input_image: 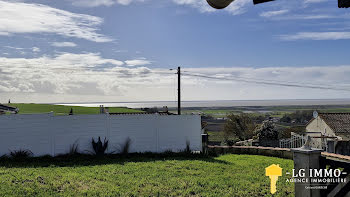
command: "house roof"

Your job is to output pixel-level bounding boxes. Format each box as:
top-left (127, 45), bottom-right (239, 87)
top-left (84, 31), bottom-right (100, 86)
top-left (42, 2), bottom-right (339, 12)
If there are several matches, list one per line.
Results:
top-left (0, 104), bottom-right (18, 113)
top-left (317, 113), bottom-right (350, 134)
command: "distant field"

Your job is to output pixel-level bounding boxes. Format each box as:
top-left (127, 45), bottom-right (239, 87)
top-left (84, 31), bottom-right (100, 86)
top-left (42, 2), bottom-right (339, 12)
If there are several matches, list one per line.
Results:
top-left (181, 105), bottom-right (350, 119)
top-left (207, 131), bottom-right (237, 144)
top-left (0, 154), bottom-right (294, 196)
top-left (7, 103), bottom-right (142, 115)
top-left (321, 108), bottom-right (350, 113)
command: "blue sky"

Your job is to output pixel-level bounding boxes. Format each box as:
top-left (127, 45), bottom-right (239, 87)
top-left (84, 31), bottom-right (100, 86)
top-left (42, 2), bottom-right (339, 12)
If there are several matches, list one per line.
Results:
top-left (0, 0), bottom-right (350, 103)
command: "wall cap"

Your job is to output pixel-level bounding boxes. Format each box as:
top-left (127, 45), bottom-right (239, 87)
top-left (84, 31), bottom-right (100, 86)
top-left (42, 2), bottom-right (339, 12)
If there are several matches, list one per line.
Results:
top-left (291, 147), bottom-right (323, 154)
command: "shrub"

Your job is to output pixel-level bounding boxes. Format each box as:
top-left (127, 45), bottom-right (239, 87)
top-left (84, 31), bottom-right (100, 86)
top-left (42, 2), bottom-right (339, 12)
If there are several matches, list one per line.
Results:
top-left (68, 141), bottom-right (79, 155)
top-left (9, 149), bottom-right (33, 159)
top-left (254, 119), bottom-right (278, 140)
top-left (69, 108), bottom-right (74, 115)
top-left (221, 140), bottom-right (234, 146)
top-left (163, 149), bottom-right (173, 154)
top-left (224, 113), bottom-right (256, 141)
top-left (121, 137), bottom-right (132, 155)
top-left (92, 137), bottom-right (108, 156)
top-left (185, 140), bottom-right (191, 153)
top-left (181, 140), bottom-right (191, 155)
top-left (162, 149), bottom-right (175, 156)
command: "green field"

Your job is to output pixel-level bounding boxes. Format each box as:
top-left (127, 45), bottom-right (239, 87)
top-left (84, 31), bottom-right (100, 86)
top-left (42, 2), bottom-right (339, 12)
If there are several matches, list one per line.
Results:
top-left (180, 105), bottom-right (350, 119)
top-left (207, 131), bottom-right (237, 144)
top-left (6, 103), bottom-right (142, 115)
top-left (0, 154), bottom-right (294, 196)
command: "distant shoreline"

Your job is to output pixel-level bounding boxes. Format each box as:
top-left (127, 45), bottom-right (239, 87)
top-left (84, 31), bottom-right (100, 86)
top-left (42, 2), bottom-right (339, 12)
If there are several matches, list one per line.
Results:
top-left (52, 99), bottom-right (350, 108)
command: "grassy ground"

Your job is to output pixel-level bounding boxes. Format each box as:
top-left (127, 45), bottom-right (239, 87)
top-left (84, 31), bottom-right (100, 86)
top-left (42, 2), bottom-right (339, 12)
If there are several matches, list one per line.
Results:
top-left (0, 154), bottom-right (294, 196)
top-left (207, 131), bottom-right (237, 144)
top-left (6, 103), bottom-right (142, 115)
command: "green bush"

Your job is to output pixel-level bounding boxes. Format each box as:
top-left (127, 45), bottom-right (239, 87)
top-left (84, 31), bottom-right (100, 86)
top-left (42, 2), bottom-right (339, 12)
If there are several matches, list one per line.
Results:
top-left (9, 149), bottom-right (33, 160)
top-left (92, 137), bottom-right (109, 156)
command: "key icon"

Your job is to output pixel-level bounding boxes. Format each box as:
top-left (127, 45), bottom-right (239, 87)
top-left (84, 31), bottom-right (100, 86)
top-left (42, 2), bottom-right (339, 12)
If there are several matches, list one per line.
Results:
top-left (265, 164), bottom-right (282, 194)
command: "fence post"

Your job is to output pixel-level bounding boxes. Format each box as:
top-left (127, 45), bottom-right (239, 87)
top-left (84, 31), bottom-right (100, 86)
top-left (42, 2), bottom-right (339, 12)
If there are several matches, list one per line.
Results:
top-left (201, 134), bottom-right (208, 155)
top-left (291, 146), bottom-right (323, 197)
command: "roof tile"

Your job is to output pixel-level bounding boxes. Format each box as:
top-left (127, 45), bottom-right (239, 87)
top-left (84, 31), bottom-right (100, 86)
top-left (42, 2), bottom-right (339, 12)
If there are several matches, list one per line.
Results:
top-left (319, 113), bottom-right (350, 134)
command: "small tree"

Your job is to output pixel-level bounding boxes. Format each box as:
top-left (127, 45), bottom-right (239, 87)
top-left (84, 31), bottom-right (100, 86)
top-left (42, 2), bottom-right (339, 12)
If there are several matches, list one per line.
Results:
top-left (280, 126), bottom-right (306, 139)
top-left (280, 110), bottom-right (313, 124)
top-left (254, 119), bottom-right (278, 141)
top-left (223, 113), bottom-right (256, 141)
top-left (69, 108), bottom-right (73, 115)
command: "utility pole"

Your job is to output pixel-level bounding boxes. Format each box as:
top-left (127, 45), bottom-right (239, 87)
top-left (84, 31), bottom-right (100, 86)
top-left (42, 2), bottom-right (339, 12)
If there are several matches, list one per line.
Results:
top-left (177, 66), bottom-right (181, 115)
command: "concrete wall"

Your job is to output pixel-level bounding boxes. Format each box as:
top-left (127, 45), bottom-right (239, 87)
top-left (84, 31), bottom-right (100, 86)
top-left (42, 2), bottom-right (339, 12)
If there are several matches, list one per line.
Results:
top-left (0, 114), bottom-right (202, 156)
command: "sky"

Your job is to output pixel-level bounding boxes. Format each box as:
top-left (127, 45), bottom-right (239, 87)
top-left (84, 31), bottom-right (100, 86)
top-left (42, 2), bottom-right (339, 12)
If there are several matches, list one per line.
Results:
top-left (0, 0), bottom-right (350, 103)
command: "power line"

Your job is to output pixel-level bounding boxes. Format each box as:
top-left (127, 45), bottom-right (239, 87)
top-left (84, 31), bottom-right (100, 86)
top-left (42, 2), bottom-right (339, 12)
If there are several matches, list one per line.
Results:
top-left (182, 73), bottom-right (350, 92)
top-left (0, 66), bottom-right (175, 75)
top-left (182, 70), bottom-right (346, 88)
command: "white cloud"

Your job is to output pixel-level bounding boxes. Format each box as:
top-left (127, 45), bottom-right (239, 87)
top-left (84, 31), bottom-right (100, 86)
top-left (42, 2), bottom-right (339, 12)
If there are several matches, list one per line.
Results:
top-left (52, 53), bottom-right (124, 68)
top-left (180, 66), bottom-right (350, 100)
top-left (173, 0), bottom-right (215, 13)
top-left (260, 9), bottom-right (289, 18)
top-left (4, 46), bottom-right (25, 50)
top-left (1, 55), bottom-right (350, 103)
top-left (173, 0), bottom-right (250, 15)
top-left (72, 0), bottom-right (116, 7)
top-left (304, 0), bottom-right (328, 4)
top-left (280, 32), bottom-right (350, 40)
top-left (0, 53), bottom-right (129, 95)
top-left (117, 0), bottom-right (136, 5)
top-left (70, 0), bottom-right (249, 14)
top-left (0, 1), bottom-right (112, 42)
top-left (3, 46), bottom-right (40, 53)
top-left (32, 47), bottom-right (40, 52)
top-left (225, 0), bottom-right (251, 15)
top-left (0, 32), bottom-right (9, 36)
top-left (0, 53), bottom-right (174, 102)
top-left (270, 14), bottom-right (337, 20)
top-left (125, 59), bottom-right (152, 66)
top-left (51, 42), bottom-right (77, 47)
top-left (71, 0), bottom-right (142, 7)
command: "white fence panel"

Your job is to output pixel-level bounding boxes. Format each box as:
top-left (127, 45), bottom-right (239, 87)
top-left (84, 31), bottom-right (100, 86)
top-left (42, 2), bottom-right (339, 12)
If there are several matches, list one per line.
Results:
top-left (109, 115), bottom-right (159, 153)
top-left (158, 115), bottom-right (201, 152)
top-left (0, 114), bottom-right (201, 156)
top-left (0, 114), bottom-right (52, 156)
top-left (53, 115), bottom-right (108, 155)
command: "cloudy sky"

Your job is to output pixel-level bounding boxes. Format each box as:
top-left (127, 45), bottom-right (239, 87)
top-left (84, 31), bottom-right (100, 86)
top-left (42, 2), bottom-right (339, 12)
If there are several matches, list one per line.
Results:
top-left (0, 0), bottom-right (350, 103)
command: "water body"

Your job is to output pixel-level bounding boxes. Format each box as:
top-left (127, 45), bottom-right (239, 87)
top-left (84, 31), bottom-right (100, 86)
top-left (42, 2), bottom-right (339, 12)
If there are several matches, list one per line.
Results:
top-left (55, 99), bottom-right (350, 108)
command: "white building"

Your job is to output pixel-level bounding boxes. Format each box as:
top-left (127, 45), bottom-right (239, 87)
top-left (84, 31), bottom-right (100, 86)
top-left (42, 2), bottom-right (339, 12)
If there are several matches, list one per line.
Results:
top-left (306, 111), bottom-right (350, 155)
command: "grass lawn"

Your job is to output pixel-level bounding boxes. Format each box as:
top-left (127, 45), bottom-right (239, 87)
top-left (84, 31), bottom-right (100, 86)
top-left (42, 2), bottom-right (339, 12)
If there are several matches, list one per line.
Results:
top-left (6, 103), bottom-right (142, 115)
top-left (0, 154), bottom-right (294, 196)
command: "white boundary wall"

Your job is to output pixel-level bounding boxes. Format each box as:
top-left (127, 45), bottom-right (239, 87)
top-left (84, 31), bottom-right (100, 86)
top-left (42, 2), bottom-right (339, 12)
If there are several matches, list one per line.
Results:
top-left (0, 114), bottom-right (201, 156)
